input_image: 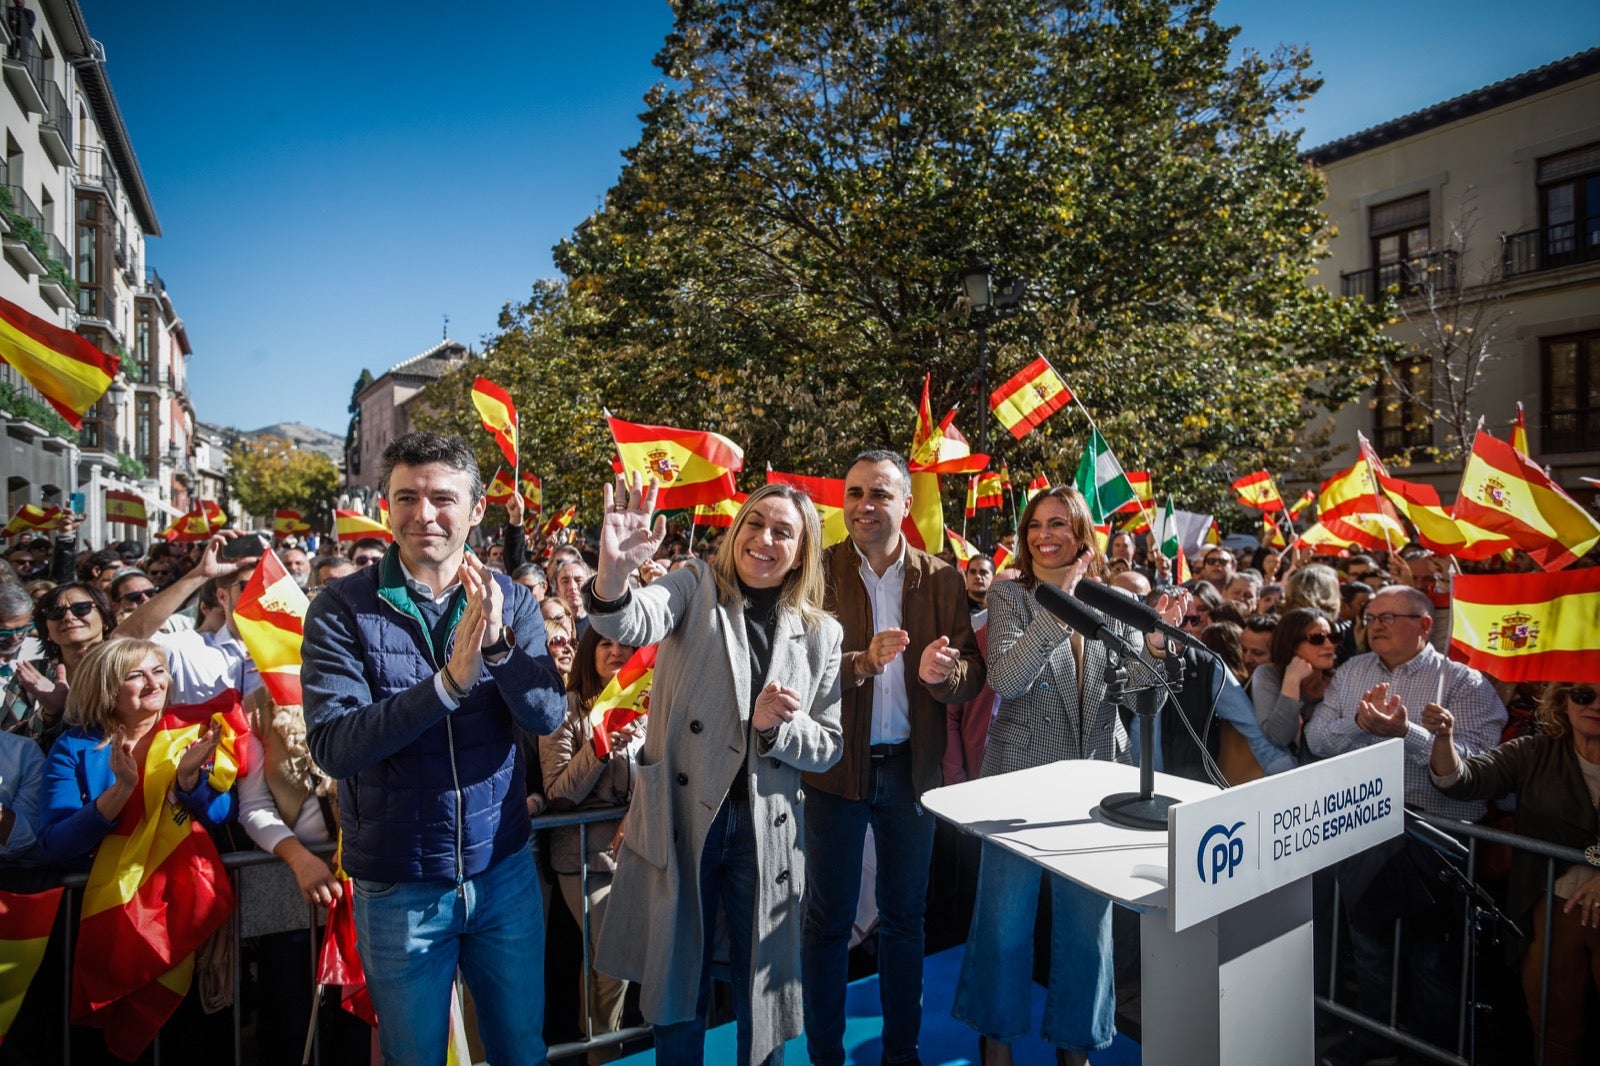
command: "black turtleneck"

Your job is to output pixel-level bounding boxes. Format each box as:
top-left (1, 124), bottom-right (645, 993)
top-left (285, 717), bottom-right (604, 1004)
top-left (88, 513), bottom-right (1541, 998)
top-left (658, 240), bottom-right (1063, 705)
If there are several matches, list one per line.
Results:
top-left (726, 579), bottom-right (782, 801)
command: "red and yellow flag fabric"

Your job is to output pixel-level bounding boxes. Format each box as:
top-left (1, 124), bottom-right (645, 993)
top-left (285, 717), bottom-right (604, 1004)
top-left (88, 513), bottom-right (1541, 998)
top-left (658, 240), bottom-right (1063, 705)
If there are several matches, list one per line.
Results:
top-left (1296, 513), bottom-right (1409, 554)
top-left (232, 549), bottom-right (310, 706)
top-left (1449, 569), bottom-right (1600, 682)
top-left (1511, 403), bottom-right (1530, 457)
top-left (1455, 429), bottom-right (1600, 571)
top-left (0, 295), bottom-right (119, 427)
top-left (908, 376), bottom-right (987, 475)
top-left (693, 494), bottom-right (745, 528)
top-left (1232, 470), bottom-right (1285, 512)
top-left (965, 472), bottom-right (1003, 517)
top-left (902, 472), bottom-right (945, 554)
top-left (590, 645), bottom-right (658, 758)
top-left (485, 467), bottom-right (516, 507)
top-left (272, 509), bottom-right (309, 538)
top-left (1287, 489), bottom-right (1316, 521)
top-left (1262, 514), bottom-right (1287, 549)
top-left (470, 377), bottom-right (518, 469)
top-left (541, 504), bottom-right (578, 537)
top-left (334, 509), bottom-right (392, 544)
top-left (765, 470), bottom-right (849, 548)
top-left (999, 463), bottom-right (1013, 492)
top-left (990, 357), bottom-right (1073, 440)
top-left (608, 416), bottom-right (744, 509)
top-left (0, 887), bottom-right (64, 1043)
top-left (106, 490), bottom-right (148, 528)
top-left (161, 500), bottom-right (227, 543)
top-left (1114, 471), bottom-right (1152, 516)
top-left (316, 852), bottom-right (376, 1026)
top-left (1025, 475), bottom-right (1051, 503)
top-left (520, 473), bottom-right (542, 514)
top-left (75, 707), bottom-right (244, 1060)
top-left (992, 543), bottom-right (1015, 571)
top-left (2, 503), bottom-right (63, 537)
top-left (1316, 458), bottom-right (1393, 525)
top-left (946, 529), bottom-right (977, 570)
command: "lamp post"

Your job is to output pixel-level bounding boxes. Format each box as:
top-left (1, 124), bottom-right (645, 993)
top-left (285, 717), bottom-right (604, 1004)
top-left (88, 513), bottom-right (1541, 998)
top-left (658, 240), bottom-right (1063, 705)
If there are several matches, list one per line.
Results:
top-left (962, 255), bottom-right (1026, 548)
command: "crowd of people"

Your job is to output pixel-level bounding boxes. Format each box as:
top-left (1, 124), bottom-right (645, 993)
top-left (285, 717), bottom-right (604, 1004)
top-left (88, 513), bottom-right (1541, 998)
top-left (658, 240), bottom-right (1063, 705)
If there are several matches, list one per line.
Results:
top-left (0, 431), bottom-right (1595, 1066)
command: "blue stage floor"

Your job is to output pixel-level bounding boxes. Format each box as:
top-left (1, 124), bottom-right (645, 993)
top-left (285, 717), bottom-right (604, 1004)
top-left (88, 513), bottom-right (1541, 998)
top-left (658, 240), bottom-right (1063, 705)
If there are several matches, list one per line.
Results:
top-left (616, 945), bottom-right (1141, 1064)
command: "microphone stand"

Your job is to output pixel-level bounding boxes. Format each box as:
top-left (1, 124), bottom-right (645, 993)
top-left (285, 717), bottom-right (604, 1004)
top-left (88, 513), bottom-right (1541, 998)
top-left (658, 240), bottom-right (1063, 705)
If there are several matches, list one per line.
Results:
top-left (1099, 640), bottom-right (1180, 832)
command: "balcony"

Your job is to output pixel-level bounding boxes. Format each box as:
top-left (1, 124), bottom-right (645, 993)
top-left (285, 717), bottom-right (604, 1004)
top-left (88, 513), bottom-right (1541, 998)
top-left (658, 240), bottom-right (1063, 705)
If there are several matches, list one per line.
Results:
top-left (38, 231), bottom-right (73, 309)
top-left (1, 184), bottom-right (47, 276)
top-left (75, 146), bottom-right (119, 207)
top-left (1543, 405), bottom-right (1600, 454)
top-left (1502, 217), bottom-right (1600, 278)
top-left (2, 37), bottom-right (45, 114)
top-left (39, 80), bottom-right (71, 166)
top-left (1340, 250), bottom-right (1459, 302)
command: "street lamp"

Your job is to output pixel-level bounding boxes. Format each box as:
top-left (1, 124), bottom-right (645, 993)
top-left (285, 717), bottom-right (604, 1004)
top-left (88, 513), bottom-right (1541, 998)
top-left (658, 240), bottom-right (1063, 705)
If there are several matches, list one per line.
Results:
top-left (962, 254), bottom-right (1026, 548)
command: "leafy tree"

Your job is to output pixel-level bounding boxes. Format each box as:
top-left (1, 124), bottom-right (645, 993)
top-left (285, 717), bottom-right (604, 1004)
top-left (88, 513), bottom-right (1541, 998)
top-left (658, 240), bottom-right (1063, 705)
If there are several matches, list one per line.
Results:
top-left (226, 435), bottom-right (342, 531)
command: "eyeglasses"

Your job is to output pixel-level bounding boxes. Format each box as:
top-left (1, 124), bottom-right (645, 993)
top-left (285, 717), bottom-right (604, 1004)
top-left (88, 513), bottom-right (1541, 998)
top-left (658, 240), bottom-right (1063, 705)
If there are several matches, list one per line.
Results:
top-left (1570, 687), bottom-right (1598, 707)
top-left (1300, 633), bottom-right (1333, 647)
top-left (547, 636), bottom-right (573, 649)
top-left (119, 589), bottom-right (156, 605)
top-left (1362, 611), bottom-right (1425, 626)
top-left (42, 601), bottom-right (96, 622)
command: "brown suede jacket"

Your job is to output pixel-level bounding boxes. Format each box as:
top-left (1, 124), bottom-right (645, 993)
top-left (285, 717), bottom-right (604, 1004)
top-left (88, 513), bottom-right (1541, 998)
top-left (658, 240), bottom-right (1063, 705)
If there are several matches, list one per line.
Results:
top-left (803, 540), bottom-right (985, 800)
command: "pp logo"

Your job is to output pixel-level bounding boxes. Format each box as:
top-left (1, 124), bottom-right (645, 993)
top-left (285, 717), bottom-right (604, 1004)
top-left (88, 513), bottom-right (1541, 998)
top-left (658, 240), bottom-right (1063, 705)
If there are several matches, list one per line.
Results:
top-left (1196, 821), bottom-right (1247, 884)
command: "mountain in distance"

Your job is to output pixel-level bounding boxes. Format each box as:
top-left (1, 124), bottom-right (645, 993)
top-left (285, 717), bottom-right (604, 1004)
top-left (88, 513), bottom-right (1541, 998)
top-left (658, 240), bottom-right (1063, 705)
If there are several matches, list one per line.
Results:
top-left (243, 422), bottom-right (345, 464)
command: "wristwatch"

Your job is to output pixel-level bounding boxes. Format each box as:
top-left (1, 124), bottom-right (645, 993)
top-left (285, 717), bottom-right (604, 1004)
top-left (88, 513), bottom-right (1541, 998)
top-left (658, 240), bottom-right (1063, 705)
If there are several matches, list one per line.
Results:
top-left (482, 629), bottom-right (515, 661)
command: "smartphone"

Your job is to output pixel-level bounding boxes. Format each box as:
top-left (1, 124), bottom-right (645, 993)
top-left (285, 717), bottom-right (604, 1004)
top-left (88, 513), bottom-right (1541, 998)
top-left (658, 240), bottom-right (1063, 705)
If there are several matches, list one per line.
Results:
top-left (220, 532), bottom-right (270, 560)
top-left (68, 492), bottom-right (85, 515)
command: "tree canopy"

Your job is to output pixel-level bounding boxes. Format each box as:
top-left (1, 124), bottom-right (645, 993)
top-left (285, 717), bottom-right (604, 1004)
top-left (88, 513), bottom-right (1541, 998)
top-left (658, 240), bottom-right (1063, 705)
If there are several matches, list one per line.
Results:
top-left (420, 0), bottom-right (1392, 534)
top-left (227, 435), bottom-right (342, 531)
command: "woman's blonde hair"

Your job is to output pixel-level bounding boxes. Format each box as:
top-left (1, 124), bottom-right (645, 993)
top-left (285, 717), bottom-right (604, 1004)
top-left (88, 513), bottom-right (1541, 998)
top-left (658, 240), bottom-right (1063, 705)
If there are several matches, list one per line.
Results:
top-left (66, 638), bottom-right (170, 743)
top-left (710, 483), bottom-right (827, 624)
top-left (1013, 486), bottom-right (1106, 589)
top-left (1283, 564), bottom-right (1340, 622)
top-left (1535, 681), bottom-right (1591, 741)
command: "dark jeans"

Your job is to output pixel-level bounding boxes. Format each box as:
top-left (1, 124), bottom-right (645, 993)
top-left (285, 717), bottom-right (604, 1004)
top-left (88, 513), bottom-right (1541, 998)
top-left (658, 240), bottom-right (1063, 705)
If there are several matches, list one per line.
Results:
top-left (801, 749), bottom-right (935, 1065)
top-left (653, 797), bottom-right (781, 1066)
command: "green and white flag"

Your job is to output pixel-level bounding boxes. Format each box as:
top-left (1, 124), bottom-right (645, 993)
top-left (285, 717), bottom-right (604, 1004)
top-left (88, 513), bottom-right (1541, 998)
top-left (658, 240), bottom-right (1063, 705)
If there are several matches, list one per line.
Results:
top-left (1073, 427), bottom-right (1136, 523)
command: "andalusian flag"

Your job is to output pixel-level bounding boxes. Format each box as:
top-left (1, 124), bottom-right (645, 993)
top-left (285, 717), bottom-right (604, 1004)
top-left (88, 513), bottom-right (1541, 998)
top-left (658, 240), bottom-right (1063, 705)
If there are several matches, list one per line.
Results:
top-left (520, 472), bottom-right (542, 514)
top-left (106, 490), bottom-right (148, 528)
top-left (0, 295), bottom-right (119, 426)
top-left (485, 466), bottom-right (516, 506)
top-left (1232, 470), bottom-right (1285, 512)
top-left (74, 708), bottom-right (245, 1060)
top-left (989, 357), bottom-right (1072, 440)
top-left (608, 415), bottom-right (744, 509)
top-left (272, 509), bottom-right (309, 538)
top-left (766, 470), bottom-right (848, 548)
top-left (1, 503), bottom-right (63, 536)
top-left (1156, 497), bottom-right (1191, 583)
top-left (590, 645), bottom-right (657, 758)
top-left (1455, 429), bottom-right (1600, 571)
top-left (693, 494), bottom-right (744, 528)
top-left (333, 510), bottom-right (393, 544)
top-left (903, 472), bottom-right (945, 554)
top-left (1074, 428), bottom-right (1136, 523)
top-left (541, 504), bottom-right (577, 537)
top-left (0, 888), bottom-right (64, 1042)
top-left (946, 529), bottom-right (978, 570)
top-left (232, 549), bottom-right (310, 706)
top-left (161, 500), bottom-right (226, 543)
top-left (1450, 569), bottom-right (1600, 682)
top-left (1511, 403), bottom-right (1530, 457)
top-left (470, 377), bottom-right (518, 469)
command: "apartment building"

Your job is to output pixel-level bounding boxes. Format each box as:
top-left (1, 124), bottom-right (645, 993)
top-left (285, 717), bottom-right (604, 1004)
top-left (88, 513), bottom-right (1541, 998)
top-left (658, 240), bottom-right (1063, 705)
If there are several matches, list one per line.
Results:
top-left (1307, 47), bottom-right (1600, 499)
top-left (0, 0), bottom-right (201, 546)
top-left (344, 338), bottom-right (470, 497)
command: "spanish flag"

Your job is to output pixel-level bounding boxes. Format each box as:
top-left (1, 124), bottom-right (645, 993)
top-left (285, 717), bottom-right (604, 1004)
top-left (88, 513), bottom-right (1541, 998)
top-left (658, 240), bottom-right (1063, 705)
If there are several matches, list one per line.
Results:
top-left (1113, 471), bottom-right (1152, 517)
top-left (520, 472), bottom-right (542, 514)
top-left (1356, 435), bottom-right (1512, 561)
top-left (1455, 429), bottom-right (1600, 571)
top-left (1296, 512), bottom-right (1408, 554)
top-left (470, 377), bottom-right (518, 468)
top-left (1316, 458), bottom-right (1392, 525)
top-left (74, 707), bottom-right (244, 1060)
top-left (590, 644), bottom-right (657, 758)
top-left (694, 494), bottom-right (744, 528)
top-left (541, 504), bottom-right (577, 537)
top-left (766, 470), bottom-right (849, 548)
top-left (0, 294), bottom-right (118, 427)
top-left (485, 467), bottom-right (516, 506)
top-left (1025, 475), bottom-right (1051, 503)
top-left (161, 500), bottom-right (227, 543)
top-left (989, 357), bottom-right (1072, 440)
top-left (910, 375), bottom-right (988, 474)
top-left (608, 415), bottom-right (744, 509)
top-left (232, 549), bottom-right (310, 706)
top-left (106, 490), bottom-right (148, 528)
top-left (1262, 514), bottom-right (1287, 549)
top-left (946, 529), bottom-right (978, 570)
top-left (902, 472), bottom-right (945, 554)
top-left (1, 503), bottom-right (63, 536)
top-left (1510, 402), bottom-right (1530, 457)
top-left (0, 888), bottom-right (64, 1043)
top-left (965, 472), bottom-right (1002, 517)
top-left (1287, 489), bottom-right (1315, 521)
top-left (315, 858), bottom-right (375, 1026)
top-left (272, 509), bottom-right (309, 537)
top-left (1232, 470), bottom-right (1285, 512)
top-left (1450, 569), bottom-right (1600, 682)
top-left (333, 510), bottom-right (393, 544)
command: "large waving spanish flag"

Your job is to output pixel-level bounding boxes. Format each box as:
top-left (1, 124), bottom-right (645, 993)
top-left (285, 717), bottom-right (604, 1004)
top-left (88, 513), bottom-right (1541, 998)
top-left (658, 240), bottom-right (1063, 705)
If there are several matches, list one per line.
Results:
top-left (0, 888), bottom-right (64, 1044)
top-left (75, 708), bottom-right (245, 1060)
top-left (1232, 470), bottom-right (1284, 512)
top-left (334, 510), bottom-right (393, 544)
top-left (1450, 569), bottom-right (1600, 682)
top-left (766, 470), bottom-right (848, 548)
top-left (1455, 429), bottom-right (1600, 571)
top-left (589, 644), bottom-right (658, 758)
top-left (0, 295), bottom-right (118, 427)
top-left (232, 549), bottom-right (310, 706)
top-left (1, 503), bottom-right (63, 537)
top-left (609, 415), bottom-right (744, 509)
top-left (470, 377), bottom-right (518, 469)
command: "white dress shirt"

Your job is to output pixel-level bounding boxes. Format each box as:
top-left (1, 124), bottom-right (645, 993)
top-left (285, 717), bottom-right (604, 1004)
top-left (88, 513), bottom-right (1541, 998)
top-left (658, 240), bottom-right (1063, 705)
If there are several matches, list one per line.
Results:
top-left (856, 538), bottom-right (910, 745)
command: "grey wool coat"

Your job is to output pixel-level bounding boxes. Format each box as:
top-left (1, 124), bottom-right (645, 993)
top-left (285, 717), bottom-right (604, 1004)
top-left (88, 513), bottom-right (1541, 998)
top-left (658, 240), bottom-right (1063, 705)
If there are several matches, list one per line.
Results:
top-left (585, 561), bottom-right (843, 1064)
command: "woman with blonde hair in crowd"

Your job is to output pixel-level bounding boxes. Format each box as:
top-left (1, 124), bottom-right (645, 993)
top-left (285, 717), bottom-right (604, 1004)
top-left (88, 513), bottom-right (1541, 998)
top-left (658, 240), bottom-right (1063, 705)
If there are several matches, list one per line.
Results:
top-left (587, 474), bottom-right (843, 1066)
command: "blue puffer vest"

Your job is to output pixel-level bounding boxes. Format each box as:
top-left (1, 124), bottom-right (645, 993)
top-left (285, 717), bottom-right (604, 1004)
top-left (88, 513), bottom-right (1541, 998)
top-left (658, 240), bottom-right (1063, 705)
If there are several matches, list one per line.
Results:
top-left (324, 562), bottom-right (529, 883)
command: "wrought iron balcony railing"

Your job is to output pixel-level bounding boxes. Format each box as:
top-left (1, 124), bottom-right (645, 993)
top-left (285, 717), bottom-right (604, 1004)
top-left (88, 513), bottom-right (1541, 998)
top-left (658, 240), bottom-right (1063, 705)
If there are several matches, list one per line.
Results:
top-left (1339, 250), bottom-right (1458, 302)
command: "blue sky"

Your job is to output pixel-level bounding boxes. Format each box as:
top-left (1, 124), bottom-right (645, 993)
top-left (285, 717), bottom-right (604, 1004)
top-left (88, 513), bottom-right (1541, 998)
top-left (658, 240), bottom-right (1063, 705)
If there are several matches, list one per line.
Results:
top-left (76, 1), bottom-right (1600, 438)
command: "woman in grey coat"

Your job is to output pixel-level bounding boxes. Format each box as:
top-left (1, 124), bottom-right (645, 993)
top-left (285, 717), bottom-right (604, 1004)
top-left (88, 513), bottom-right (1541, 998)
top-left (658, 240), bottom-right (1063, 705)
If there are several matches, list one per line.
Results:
top-left (585, 475), bottom-right (843, 1066)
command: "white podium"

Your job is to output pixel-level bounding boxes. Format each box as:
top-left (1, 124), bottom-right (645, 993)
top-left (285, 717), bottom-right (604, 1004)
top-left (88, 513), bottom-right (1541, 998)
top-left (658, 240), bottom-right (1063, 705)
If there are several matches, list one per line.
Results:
top-left (923, 743), bottom-right (1404, 1066)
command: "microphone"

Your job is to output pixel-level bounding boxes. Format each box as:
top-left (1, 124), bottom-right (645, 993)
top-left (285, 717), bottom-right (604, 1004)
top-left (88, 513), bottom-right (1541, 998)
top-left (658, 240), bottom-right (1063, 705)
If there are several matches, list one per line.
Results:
top-left (1074, 579), bottom-right (1205, 651)
top-left (1033, 584), bottom-right (1138, 657)
top-left (1404, 808), bottom-right (1469, 863)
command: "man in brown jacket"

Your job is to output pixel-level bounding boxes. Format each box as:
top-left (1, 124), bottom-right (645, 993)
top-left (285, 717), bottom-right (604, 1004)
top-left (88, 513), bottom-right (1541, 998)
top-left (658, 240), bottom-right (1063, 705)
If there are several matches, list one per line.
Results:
top-left (801, 450), bottom-right (985, 1066)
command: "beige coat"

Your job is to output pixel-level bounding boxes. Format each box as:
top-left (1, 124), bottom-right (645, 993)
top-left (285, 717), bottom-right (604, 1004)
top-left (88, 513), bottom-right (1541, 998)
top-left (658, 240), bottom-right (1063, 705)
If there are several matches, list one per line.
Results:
top-left (538, 690), bottom-right (644, 875)
top-left (586, 561), bottom-right (843, 1064)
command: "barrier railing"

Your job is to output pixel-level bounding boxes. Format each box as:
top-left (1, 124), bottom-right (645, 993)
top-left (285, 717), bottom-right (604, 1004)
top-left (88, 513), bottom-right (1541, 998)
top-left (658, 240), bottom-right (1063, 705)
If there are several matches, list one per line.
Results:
top-left (1315, 810), bottom-right (1591, 1066)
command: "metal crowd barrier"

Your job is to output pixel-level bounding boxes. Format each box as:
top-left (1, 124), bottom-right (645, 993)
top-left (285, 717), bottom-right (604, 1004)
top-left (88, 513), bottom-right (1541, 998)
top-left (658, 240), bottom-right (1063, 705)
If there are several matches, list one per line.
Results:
top-left (32, 804), bottom-right (640, 1065)
top-left (1315, 810), bottom-right (1590, 1066)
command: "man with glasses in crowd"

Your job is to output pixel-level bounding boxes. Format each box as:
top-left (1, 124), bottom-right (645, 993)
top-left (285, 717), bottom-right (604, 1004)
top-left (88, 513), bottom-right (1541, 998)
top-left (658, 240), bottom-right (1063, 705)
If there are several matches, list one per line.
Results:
top-left (1198, 547), bottom-right (1236, 587)
top-left (350, 538), bottom-right (388, 569)
top-left (1304, 584), bottom-right (1506, 1066)
top-left (0, 583), bottom-right (42, 726)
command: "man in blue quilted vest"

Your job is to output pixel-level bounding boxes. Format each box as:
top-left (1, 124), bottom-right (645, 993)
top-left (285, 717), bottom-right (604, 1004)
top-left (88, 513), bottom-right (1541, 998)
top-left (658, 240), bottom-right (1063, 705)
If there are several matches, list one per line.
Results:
top-left (304, 431), bottom-right (567, 1065)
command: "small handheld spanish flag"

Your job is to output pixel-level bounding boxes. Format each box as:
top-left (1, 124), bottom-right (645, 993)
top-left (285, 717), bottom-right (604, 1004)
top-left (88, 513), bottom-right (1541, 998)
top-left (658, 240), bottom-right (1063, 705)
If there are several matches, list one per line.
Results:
top-left (470, 377), bottom-right (518, 469)
top-left (589, 645), bottom-right (658, 758)
top-left (989, 357), bottom-right (1072, 440)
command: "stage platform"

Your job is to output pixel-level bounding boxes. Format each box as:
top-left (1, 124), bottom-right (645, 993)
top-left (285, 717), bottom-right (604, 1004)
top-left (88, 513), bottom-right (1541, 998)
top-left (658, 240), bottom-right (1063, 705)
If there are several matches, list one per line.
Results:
top-left (615, 944), bottom-right (1142, 1064)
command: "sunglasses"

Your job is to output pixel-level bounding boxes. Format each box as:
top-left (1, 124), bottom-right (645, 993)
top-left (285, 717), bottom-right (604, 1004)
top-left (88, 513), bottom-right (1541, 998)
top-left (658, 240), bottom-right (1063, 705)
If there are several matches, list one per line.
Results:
top-left (0, 623), bottom-right (33, 644)
top-left (547, 636), bottom-right (573, 649)
top-left (1182, 614), bottom-right (1204, 627)
top-left (42, 601), bottom-right (97, 622)
top-left (119, 589), bottom-right (156, 605)
top-left (354, 555), bottom-right (383, 566)
top-left (148, 569), bottom-right (173, 579)
top-left (1203, 556), bottom-right (1232, 567)
top-left (1570, 688), bottom-right (1598, 707)
top-left (1300, 632), bottom-right (1334, 647)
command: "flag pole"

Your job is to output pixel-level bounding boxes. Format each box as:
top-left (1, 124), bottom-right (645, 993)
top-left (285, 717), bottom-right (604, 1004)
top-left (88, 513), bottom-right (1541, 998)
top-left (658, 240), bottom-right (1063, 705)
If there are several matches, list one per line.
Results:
top-left (1356, 437), bottom-right (1401, 561)
top-left (1071, 395), bottom-right (1156, 535)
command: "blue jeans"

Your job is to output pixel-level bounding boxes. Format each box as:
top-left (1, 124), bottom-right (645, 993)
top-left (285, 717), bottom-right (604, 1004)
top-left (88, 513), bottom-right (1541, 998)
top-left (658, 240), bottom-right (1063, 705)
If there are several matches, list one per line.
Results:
top-left (653, 797), bottom-right (782, 1066)
top-left (801, 750), bottom-right (935, 1065)
top-left (352, 846), bottom-right (546, 1066)
top-left (952, 840), bottom-right (1115, 1054)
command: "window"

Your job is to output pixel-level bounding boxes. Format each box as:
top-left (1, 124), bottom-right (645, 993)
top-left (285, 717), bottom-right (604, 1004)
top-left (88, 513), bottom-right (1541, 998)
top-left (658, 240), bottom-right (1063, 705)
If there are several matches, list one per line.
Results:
top-left (79, 396), bottom-right (106, 451)
top-left (75, 195), bottom-right (100, 317)
top-left (1538, 144), bottom-right (1600, 268)
top-left (1374, 357), bottom-right (1433, 459)
top-left (132, 298), bottom-right (155, 383)
top-left (135, 393), bottom-right (156, 473)
top-left (1370, 193), bottom-right (1431, 295)
top-left (1542, 330), bottom-right (1600, 453)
